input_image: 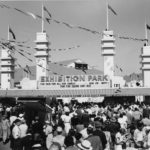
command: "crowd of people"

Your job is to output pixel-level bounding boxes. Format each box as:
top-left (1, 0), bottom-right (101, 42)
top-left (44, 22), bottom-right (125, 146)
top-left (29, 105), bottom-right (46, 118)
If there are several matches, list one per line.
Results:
top-left (0, 99), bottom-right (150, 150)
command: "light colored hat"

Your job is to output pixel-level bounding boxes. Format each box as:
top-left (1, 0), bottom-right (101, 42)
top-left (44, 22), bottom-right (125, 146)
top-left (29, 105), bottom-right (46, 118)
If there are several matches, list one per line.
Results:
top-left (45, 120), bottom-right (50, 124)
top-left (19, 114), bottom-right (24, 118)
top-left (57, 126), bottom-right (63, 132)
top-left (18, 114), bottom-right (24, 121)
top-left (77, 140), bottom-right (92, 150)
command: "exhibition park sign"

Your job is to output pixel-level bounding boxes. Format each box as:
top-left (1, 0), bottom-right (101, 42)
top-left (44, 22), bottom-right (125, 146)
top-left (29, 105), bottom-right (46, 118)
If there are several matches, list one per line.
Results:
top-left (38, 75), bottom-right (110, 90)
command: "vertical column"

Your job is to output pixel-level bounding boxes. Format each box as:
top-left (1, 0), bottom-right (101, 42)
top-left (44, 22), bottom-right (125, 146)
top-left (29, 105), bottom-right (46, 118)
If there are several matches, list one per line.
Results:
top-left (141, 45), bottom-right (150, 87)
top-left (101, 30), bottom-right (115, 80)
top-left (34, 32), bottom-right (49, 81)
top-left (1, 46), bottom-right (15, 89)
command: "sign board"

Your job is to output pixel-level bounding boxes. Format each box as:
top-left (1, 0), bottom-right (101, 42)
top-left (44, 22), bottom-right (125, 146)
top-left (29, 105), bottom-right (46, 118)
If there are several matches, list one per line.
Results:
top-left (38, 75), bottom-right (110, 90)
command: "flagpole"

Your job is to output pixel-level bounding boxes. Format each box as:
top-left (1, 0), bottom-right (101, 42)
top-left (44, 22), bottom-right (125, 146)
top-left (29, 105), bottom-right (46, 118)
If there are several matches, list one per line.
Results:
top-left (42, 1), bottom-right (44, 32)
top-left (106, 0), bottom-right (109, 30)
top-left (8, 25), bottom-right (10, 41)
top-left (145, 18), bottom-right (148, 45)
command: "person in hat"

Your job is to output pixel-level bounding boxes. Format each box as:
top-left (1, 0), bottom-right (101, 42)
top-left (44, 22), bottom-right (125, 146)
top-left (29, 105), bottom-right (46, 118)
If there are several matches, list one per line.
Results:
top-left (49, 142), bottom-right (61, 150)
top-left (12, 119), bottom-right (22, 150)
top-left (32, 116), bottom-right (43, 141)
top-left (103, 123), bottom-right (112, 150)
top-left (114, 128), bottom-right (127, 150)
top-left (64, 135), bottom-right (78, 150)
top-left (19, 119), bottom-right (28, 150)
top-left (61, 110), bottom-right (71, 135)
top-left (18, 113), bottom-right (24, 121)
top-left (52, 126), bottom-right (65, 149)
top-left (85, 124), bottom-right (103, 150)
top-left (43, 120), bottom-right (53, 149)
top-left (1, 115), bottom-right (10, 144)
top-left (93, 120), bottom-right (107, 149)
top-left (77, 140), bottom-right (93, 150)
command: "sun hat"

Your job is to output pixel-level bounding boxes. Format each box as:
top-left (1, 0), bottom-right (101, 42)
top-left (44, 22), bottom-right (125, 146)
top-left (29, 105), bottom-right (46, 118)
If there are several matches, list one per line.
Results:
top-left (19, 113), bottom-right (24, 118)
top-left (110, 117), bottom-right (117, 122)
top-left (45, 120), bottom-right (50, 124)
top-left (77, 140), bottom-right (92, 150)
top-left (57, 126), bottom-right (63, 132)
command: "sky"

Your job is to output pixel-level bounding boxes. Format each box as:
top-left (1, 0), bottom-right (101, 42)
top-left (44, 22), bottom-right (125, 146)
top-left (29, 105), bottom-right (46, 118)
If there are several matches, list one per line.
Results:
top-left (0, 0), bottom-right (150, 76)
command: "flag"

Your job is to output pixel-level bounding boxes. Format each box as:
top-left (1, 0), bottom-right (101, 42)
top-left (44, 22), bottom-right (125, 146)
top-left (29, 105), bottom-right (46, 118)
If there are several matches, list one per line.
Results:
top-left (23, 68), bottom-right (28, 73)
top-left (46, 18), bottom-right (51, 24)
top-left (9, 27), bottom-right (16, 40)
top-left (108, 4), bottom-right (117, 15)
top-left (120, 68), bottom-right (123, 72)
top-left (147, 24), bottom-right (150, 30)
top-left (43, 6), bottom-right (52, 18)
top-left (26, 65), bottom-right (31, 74)
top-left (26, 12), bottom-right (37, 19)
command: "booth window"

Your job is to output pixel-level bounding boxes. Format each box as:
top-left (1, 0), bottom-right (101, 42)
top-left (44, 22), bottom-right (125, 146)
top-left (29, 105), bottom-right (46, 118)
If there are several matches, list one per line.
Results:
top-left (75, 63), bottom-right (88, 70)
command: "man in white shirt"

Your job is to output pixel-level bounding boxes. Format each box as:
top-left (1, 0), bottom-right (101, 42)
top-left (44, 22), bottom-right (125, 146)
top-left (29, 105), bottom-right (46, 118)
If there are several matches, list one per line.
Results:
top-left (10, 113), bottom-right (17, 126)
top-left (19, 119), bottom-right (28, 150)
top-left (19, 119), bottom-right (28, 138)
top-left (12, 119), bottom-right (22, 150)
top-left (53, 126), bottom-right (65, 149)
top-left (43, 120), bottom-right (53, 149)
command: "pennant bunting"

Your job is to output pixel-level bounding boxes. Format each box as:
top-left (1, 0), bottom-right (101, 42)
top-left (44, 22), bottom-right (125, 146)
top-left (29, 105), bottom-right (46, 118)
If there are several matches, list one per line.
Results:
top-left (108, 4), bottom-right (117, 15)
top-left (62, 22), bottom-right (73, 28)
top-left (147, 24), bottom-right (150, 30)
top-left (26, 65), bottom-right (31, 74)
top-left (43, 6), bottom-right (52, 18)
top-left (53, 19), bottom-right (61, 24)
top-left (23, 68), bottom-right (28, 73)
top-left (14, 8), bottom-right (29, 16)
top-left (120, 68), bottom-right (123, 72)
top-left (0, 3), bottom-right (10, 9)
top-left (27, 58), bottom-right (33, 62)
top-left (9, 27), bottom-right (16, 40)
top-left (45, 18), bottom-right (51, 24)
top-left (26, 12), bottom-right (37, 19)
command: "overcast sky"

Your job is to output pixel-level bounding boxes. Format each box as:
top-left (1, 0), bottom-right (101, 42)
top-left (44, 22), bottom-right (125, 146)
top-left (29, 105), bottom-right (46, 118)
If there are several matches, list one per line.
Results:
top-left (0, 0), bottom-right (150, 76)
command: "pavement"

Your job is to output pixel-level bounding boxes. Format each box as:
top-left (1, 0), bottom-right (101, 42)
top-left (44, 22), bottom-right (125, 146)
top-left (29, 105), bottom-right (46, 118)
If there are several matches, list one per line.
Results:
top-left (0, 141), bottom-right (11, 150)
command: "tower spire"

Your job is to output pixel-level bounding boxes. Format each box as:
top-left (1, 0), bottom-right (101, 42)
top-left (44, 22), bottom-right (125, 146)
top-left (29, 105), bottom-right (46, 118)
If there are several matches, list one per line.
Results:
top-left (8, 25), bottom-right (10, 41)
top-left (145, 18), bottom-right (148, 45)
top-left (106, 0), bottom-right (109, 30)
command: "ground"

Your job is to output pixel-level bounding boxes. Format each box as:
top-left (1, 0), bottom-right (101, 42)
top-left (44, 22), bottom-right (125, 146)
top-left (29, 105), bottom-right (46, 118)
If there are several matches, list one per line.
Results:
top-left (0, 141), bottom-right (11, 150)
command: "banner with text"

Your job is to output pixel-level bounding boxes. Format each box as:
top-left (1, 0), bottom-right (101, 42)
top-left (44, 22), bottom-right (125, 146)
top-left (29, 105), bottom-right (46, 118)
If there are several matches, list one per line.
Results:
top-left (38, 75), bottom-right (110, 90)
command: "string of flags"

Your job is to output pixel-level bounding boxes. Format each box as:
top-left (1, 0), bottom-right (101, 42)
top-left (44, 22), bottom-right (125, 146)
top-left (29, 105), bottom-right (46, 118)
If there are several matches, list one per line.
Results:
top-left (108, 4), bottom-right (117, 16)
top-left (1, 38), bottom-right (29, 44)
top-left (51, 45), bottom-right (80, 51)
top-left (9, 27), bottom-right (16, 40)
top-left (115, 65), bottom-right (123, 73)
top-left (0, 40), bottom-right (82, 74)
top-left (0, 2), bottom-right (147, 42)
top-left (0, 41), bottom-right (75, 76)
top-left (147, 24), bottom-right (150, 30)
top-left (1, 37), bottom-right (80, 52)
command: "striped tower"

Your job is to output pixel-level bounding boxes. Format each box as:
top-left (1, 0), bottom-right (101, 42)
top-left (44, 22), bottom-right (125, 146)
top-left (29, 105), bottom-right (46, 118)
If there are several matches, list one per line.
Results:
top-left (141, 45), bottom-right (150, 87)
top-left (1, 45), bottom-right (15, 89)
top-left (101, 30), bottom-right (115, 79)
top-left (34, 32), bottom-right (49, 81)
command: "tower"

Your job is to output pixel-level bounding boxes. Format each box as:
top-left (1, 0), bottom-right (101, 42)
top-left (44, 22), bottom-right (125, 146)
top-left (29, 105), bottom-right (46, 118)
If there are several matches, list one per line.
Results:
top-left (1, 45), bottom-right (15, 89)
top-left (141, 45), bottom-right (150, 87)
top-left (101, 30), bottom-right (115, 79)
top-left (34, 32), bottom-right (49, 81)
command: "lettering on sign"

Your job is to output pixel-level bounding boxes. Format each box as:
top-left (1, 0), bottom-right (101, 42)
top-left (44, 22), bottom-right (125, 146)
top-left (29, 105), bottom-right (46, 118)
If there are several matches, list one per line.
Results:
top-left (38, 75), bottom-right (110, 89)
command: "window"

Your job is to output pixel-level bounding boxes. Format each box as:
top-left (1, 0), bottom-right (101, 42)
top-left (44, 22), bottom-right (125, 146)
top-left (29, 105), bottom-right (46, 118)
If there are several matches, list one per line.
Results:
top-left (75, 63), bottom-right (88, 70)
